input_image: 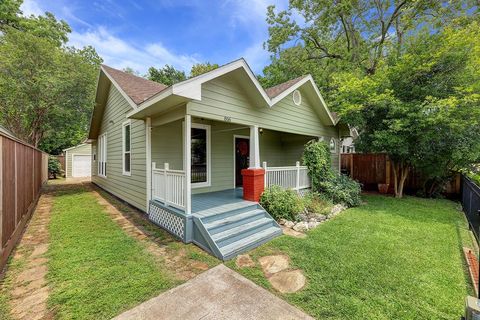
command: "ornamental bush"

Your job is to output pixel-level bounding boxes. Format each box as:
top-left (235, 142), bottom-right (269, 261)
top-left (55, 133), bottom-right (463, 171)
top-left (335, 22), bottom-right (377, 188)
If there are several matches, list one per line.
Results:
top-left (302, 140), bottom-right (361, 207)
top-left (260, 185), bottom-right (303, 221)
top-left (48, 156), bottom-right (62, 179)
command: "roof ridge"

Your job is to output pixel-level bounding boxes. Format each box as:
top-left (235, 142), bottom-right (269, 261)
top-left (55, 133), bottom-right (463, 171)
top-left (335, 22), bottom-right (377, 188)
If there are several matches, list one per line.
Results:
top-left (101, 64), bottom-right (169, 104)
top-left (101, 64), bottom-right (168, 87)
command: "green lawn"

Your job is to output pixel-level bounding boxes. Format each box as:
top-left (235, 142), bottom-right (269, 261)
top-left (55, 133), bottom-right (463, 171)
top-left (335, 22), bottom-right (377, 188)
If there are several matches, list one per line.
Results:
top-left (47, 185), bottom-right (177, 319)
top-left (228, 195), bottom-right (474, 319)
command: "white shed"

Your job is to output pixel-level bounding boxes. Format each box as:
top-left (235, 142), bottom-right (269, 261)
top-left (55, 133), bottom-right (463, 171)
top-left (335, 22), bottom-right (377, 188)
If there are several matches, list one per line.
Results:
top-left (63, 143), bottom-right (92, 178)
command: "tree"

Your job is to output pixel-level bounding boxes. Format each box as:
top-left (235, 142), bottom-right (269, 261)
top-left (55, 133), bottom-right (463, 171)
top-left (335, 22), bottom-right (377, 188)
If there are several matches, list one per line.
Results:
top-left (190, 62), bottom-right (219, 78)
top-left (262, 1), bottom-right (474, 92)
top-left (122, 67), bottom-right (140, 76)
top-left (0, 28), bottom-right (102, 153)
top-left (146, 65), bottom-right (186, 86)
top-left (0, 0), bottom-right (70, 46)
top-left (332, 21), bottom-right (480, 197)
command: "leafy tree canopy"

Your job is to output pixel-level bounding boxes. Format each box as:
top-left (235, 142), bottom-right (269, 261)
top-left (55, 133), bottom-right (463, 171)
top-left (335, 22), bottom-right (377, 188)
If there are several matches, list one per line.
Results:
top-left (190, 62), bottom-right (219, 78)
top-left (146, 65), bottom-right (186, 86)
top-left (0, 1), bottom-right (102, 154)
top-left (332, 21), bottom-right (480, 197)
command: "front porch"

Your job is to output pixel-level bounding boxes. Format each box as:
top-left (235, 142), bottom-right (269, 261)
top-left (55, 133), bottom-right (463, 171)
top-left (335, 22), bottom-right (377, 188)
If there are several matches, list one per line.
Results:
top-left (146, 112), bottom-right (316, 259)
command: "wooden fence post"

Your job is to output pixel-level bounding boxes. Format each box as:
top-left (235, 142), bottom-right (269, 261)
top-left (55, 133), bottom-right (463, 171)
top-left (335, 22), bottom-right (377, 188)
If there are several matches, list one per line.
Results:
top-left (385, 155), bottom-right (391, 186)
top-left (0, 136), bottom-right (3, 247)
top-left (350, 154), bottom-right (354, 178)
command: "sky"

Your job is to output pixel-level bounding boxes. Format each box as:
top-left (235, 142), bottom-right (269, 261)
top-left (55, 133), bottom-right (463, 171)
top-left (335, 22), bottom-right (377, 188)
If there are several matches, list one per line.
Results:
top-left (20, 0), bottom-right (289, 75)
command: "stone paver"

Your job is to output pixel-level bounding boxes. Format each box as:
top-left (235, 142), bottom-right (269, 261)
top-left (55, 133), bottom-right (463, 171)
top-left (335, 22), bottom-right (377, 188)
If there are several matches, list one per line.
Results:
top-left (268, 270), bottom-right (306, 293)
top-left (7, 194), bottom-right (53, 320)
top-left (258, 255), bottom-right (290, 276)
top-left (235, 254), bottom-right (256, 268)
top-left (258, 254), bottom-right (307, 294)
top-left (113, 264), bottom-right (313, 320)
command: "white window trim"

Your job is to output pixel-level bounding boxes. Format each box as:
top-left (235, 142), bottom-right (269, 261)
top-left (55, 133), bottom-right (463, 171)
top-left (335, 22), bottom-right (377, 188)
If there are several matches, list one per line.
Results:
top-left (122, 120), bottom-right (132, 176)
top-left (188, 123), bottom-right (211, 189)
top-left (98, 133), bottom-right (107, 178)
top-left (329, 137), bottom-right (337, 154)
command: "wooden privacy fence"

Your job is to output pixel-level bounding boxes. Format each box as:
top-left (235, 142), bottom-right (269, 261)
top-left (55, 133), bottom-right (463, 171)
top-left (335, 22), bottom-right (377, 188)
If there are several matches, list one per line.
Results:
top-left (1, 131), bottom-right (48, 271)
top-left (341, 153), bottom-right (460, 195)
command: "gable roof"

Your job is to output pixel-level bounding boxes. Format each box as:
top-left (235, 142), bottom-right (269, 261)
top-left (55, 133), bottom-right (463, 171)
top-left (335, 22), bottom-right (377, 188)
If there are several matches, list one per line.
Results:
top-left (89, 58), bottom-right (339, 139)
top-left (101, 65), bottom-right (167, 105)
top-left (125, 59), bottom-right (337, 126)
top-left (265, 76), bottom-right (308, 98)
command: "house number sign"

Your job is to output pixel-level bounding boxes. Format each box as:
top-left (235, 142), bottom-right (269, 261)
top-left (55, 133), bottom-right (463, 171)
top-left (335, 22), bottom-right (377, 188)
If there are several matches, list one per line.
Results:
top-left (224, 116), bottom-right (232, 122)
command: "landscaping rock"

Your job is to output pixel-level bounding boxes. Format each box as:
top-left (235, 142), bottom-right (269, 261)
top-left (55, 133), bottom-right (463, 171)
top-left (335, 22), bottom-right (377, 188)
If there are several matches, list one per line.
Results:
top-left (278, 218), bottom-right (287, 225)
top-left (284, 221), bottom-right (295, 228)
top-left (308, 221), bottom-right (319, 229)
top-left (293, 221), bottom-right (309, 232)
top-left (258, 255), bottom-right (289, 276)
top-left (236, 254), bottom-right (256, 268)
top-left (297, 213), bottom-right (308, 221)
top-left (282, 226), bottom-right (307, 239)
top-left (330, 204), bottom-right (347, 216)
top-left (268, 270), bottom-right (306, 293)
top-left (316, 214), bottom-right (327, 221)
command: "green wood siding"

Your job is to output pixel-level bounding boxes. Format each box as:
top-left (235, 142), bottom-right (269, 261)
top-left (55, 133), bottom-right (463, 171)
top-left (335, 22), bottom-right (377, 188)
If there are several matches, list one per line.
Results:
top-left (187, 77), bottom-right (339, 137)
top-left (186, 77), bottom-right (341, 172)
top-left (65, 144), bottom-right (91, 178)
top-left (91, 85), bottom-right (147, 212)
top-left (151, 120), bottom-right (183, 170)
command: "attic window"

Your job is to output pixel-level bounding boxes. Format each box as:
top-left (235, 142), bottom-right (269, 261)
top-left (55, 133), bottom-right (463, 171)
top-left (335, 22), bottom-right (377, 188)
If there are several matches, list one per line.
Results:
top-left (293, 90), bottom-right (302, 106)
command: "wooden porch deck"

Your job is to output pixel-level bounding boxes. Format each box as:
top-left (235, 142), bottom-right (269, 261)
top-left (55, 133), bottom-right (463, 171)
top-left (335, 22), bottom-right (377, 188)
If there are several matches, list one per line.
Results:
top-left (192, 188), bottom-right (256, 218)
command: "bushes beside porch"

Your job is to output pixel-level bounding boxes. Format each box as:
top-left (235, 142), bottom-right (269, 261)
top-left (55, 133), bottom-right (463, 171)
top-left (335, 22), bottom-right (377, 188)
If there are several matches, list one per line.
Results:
top-left (260, 140), bottom-right (361, 224)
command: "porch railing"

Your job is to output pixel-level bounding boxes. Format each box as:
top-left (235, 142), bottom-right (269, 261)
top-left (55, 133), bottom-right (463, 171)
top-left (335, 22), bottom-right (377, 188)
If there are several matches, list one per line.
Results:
top-left (152, 162), bottom-right (185, 210)
top-left (263, 161), bottom-right (311, 191)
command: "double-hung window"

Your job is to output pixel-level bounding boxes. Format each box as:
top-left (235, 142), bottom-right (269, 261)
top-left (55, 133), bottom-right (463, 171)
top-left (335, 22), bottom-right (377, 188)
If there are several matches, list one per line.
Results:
top-left (98, 133), bottom-right (107, 177)
top-left (191, 123), bottom-right (210, 187)
top-left (122, 121), bottom-right (131, 175)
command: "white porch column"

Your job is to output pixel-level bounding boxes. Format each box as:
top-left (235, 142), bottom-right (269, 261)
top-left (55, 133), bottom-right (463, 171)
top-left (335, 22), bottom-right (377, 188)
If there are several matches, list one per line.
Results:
top-left (249, 125), bottom-right (260, 168)
top-left (184, 115), bottom-right (192, 214)
top-left (146, 117), bottom-right (152, 211)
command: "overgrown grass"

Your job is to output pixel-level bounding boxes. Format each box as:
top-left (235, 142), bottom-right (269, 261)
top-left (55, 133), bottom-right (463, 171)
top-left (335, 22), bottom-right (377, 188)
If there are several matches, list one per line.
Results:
top-left (47, 186), bottom-right (176, 319)
top-left (228, 195), bottom-right (474, 319)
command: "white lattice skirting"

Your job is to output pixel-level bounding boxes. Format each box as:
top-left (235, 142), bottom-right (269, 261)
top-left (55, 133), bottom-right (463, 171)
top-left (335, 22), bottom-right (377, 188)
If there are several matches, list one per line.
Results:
top-left (148, 202), bottom-right (185, 240)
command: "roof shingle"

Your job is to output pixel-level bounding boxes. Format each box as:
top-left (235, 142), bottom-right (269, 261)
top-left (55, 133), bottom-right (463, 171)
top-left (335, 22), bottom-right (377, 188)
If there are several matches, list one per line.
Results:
top-left (102, 65), bottom-right (168, 105)
top-left (264, 76), bottom-right (308, 99)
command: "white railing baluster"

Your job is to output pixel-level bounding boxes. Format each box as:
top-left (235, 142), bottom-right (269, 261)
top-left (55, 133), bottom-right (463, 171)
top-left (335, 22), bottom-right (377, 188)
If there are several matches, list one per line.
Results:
top-left (264, 162), bottom-right (310, 192)
top-left (151, 162), bottom-right (186, 211)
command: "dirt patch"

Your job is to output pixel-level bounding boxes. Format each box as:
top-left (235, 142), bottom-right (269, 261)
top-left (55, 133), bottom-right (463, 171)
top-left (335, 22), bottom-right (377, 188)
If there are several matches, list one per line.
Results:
top-left (5, 194), bottom-right (54, 320)
top-left (235, 254), bottom-right (256, 268)
top-left (90, 188), bottom-right (216, 281)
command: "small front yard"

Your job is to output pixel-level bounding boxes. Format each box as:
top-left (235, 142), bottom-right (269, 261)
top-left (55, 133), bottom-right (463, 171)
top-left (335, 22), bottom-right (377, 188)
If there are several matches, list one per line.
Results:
top-left (0, 182), bottom-right (218, 320)
top-left (228, 195), bottom-right (474, 319)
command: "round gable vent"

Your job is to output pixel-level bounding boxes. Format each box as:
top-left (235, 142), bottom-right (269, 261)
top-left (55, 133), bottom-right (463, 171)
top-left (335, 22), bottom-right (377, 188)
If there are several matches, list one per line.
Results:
top-left (293, 90), bottom-right (302, 106)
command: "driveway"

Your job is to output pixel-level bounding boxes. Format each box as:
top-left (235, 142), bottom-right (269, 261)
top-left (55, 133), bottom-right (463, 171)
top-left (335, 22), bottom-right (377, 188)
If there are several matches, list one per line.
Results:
top-left (113, 264), bottom-right (313, 320)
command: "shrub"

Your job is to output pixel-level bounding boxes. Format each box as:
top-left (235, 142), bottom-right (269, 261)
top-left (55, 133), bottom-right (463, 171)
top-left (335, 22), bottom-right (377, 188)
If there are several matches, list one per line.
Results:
top-left (48, 156), bottom-right (62, 179)
top-left (302, 192), bottom-right (332, 215)
top-left (260, 185), bottom-right (303, 221)
top-left (302, 140), bottom-right (361, 207)
top-left (321, 173), bottom-right (362, 207)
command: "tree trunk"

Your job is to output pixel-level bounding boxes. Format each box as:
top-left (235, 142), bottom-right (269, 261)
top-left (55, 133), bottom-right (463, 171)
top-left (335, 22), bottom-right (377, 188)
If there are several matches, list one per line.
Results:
top-left (391, 160), bottom-right (409, 198)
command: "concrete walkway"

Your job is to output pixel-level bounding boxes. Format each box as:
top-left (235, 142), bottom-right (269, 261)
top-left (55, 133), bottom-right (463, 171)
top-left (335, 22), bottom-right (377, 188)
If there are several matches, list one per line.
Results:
top-left (114, 265), bottom-right (313, 320)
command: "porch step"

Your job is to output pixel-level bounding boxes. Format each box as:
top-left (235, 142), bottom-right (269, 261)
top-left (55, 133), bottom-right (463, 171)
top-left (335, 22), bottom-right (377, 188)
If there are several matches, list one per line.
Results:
top-left (194, 204), bottom-right (282, 260)
top-left (204, 209), bottom-right (266, 234)
top-left (219, 226), bottom-right (283, 260)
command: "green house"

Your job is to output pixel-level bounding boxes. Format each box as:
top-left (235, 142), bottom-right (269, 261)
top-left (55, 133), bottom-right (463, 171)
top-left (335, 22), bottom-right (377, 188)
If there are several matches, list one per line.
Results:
top-left (87, 58), bottom-right (348, 260)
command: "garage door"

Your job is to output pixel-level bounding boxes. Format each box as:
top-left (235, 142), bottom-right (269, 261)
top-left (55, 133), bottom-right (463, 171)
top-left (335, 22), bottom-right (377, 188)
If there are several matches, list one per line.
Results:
top-left (72, 155), bottom-right (91, 177)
